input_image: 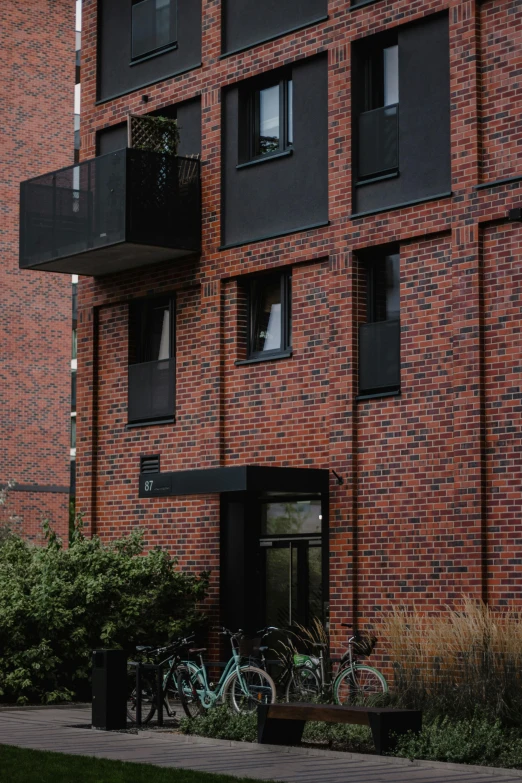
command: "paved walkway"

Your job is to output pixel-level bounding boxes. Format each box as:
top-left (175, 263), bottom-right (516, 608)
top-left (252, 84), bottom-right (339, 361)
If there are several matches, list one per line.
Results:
top-left (1, 705), bottom-right (522, 783)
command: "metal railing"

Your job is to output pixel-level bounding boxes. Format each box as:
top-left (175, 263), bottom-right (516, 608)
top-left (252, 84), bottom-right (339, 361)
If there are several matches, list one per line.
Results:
top-left (358, 104), bottom-right (398, 180)
top-left (128, 358), bottom-right (175, 424)
top-left (20, 148), bottom-right (201, 271)
top-left (359, 319), bottom-right (400, 394)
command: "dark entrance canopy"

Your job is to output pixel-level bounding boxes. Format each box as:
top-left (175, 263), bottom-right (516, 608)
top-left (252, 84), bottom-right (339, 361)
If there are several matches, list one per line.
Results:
top-left (139, 465), bottom-right (329, 498)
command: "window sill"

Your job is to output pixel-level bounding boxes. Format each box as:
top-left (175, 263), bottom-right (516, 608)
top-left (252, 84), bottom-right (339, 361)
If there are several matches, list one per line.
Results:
top-left (236, 149), bottom-right (293, 170)
top-left (355, 170), bottom-right (399, 187)
top-left (351, 192), bottom-right (453, 219)
top-left (350, 0), bottom-right (381, 9)
top-left (356, 388), bottom-right (401, 402)
top-left (235, 349), bottom-right (293, 366)
top-left (126, 417), bottom-right (175, 429)
top-left (130, 43), bottom-right (178, 67)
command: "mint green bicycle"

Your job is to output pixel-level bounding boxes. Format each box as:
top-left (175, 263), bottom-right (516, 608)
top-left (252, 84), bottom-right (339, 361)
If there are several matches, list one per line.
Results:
top-left (177, 626), bottom-right (276, 717)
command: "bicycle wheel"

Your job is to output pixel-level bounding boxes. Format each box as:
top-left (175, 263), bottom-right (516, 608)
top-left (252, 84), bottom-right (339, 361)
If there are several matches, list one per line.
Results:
top-left (224, 666), bottom-right (276, 714)
top-left (285, 665), bottom-right (321, 702)
top-left (334, 664), bottom-right (388, 706)
top-left (176, 666), bottom-right (205, 719)
top-left (164, 663), bottom-right (201, 716)
top-left (126, 671), bottom-right (156, 723)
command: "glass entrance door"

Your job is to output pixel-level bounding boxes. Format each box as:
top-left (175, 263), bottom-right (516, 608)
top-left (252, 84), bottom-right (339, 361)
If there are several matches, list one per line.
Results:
top-left (260, 500), bottom-right (323, 628)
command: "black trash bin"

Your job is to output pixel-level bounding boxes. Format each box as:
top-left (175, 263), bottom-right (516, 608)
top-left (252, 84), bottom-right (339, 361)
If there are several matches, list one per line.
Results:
top-left (92, 649), bottom-right (127, 730)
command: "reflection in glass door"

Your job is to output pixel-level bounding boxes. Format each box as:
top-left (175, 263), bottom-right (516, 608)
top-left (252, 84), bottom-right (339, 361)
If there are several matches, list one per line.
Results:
top-left (260, 500), bottom-right (323, 628)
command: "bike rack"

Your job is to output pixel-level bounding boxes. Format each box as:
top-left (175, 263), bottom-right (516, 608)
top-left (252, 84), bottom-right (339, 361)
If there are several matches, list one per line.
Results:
top-left (128, 661), bottom-right (164, 727)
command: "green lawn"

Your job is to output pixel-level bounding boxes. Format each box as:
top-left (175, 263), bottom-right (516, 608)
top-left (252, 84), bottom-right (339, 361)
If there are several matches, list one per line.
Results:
top-left (0, 745), bottom-right (272, 783)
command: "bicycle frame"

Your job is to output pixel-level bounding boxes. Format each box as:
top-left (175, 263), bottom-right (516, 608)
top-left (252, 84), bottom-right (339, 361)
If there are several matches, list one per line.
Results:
top-left (188, 633), bottom-right (263, 707)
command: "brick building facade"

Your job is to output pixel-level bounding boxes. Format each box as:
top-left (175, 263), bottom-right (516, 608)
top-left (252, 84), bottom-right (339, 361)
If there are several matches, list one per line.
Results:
top-left (21, 0), bottom-right (522, 650)
top-left (1, 0), bottom-right (75, 541)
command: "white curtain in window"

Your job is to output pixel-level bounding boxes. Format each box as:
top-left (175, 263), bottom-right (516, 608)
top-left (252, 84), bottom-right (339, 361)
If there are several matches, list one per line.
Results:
top-left (263, 303), bottom-right (281, 351)
top-left (157, 309), bottom-right (170, 360)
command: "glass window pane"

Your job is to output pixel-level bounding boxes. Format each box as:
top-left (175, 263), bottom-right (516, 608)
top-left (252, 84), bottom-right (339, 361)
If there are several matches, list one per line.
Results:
top-left (258, 85), bottom-right (280, 155)
top-left (252, 277), bottom-right (282, 353)
top-left (261, 500), bottom-right (322, 536)
top-left (266, 548), bottom-right (291, 627)
top-left (308, 546), bottom-right (323, 623)
top-left (385, 253), bottom-right (400, 320)
top-left (148, 303), bottom-right (170, 361)
top-left (155, 0), bottom-right (172, 50)
top-left (383, 45), bottom-right (399, 106)
top-left (370, 254), bottom-right (400, 322)
top-left (287, 80), bottom-right (293, 145)
top-left (132, 0), bottom-right (176, 59)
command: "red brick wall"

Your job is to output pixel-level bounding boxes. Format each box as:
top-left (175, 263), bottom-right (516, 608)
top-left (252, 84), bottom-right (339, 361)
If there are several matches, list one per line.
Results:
top-left (484, 222), bottom-right (522, 604)
top-left (76, 0), bottom-right (522, 651)
top-left (480, 0), bottom-right (522, 183)
top-left (0, 0), bottom-right (75, 542)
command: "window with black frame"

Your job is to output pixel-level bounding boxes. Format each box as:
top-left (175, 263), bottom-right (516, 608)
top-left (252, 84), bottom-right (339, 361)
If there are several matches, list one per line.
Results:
top-left (240, 75), bottom-right (293, 164)
top-left (354, 35), bottom-right (399, 182)
top-left (131, 0), bottom-right (177, 62)
top-left (128, 296), bottom-right (175, 424)
top-left (260, 499), bottom-right (323, 629)
top-left (359, 252), bottom-right (400, 396)
top-left (248, 271), bottom-right (291, 360)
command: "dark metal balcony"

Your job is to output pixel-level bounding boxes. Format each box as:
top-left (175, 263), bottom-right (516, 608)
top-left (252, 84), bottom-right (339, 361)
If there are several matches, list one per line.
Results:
top-left (358, 104), bottom-right (398, 180)
top-left (128, 359), bottom-right (175, 424)
top-left (359, 319), bottom-right (400, 394)
top-left (19, 149), bottom-right (201, 276)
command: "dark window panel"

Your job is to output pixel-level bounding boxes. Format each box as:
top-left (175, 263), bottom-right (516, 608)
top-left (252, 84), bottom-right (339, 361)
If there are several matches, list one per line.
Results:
top-left (223, 55), bottom-right (328, 247)
top-left (97, 0), bottom-right (201, 103)
top-left (353, 13), bottom-right (451, 214)
top-left (222, 0), bottom-right (326, 55)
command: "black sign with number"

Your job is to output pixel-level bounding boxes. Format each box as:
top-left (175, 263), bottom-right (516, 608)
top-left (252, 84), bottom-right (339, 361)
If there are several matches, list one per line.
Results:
top-left (139, 473), bottom-right (172, 498)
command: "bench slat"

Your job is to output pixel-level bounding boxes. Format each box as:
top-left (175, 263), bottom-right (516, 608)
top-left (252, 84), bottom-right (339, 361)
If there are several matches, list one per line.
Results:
top-left (266, 704), bottom-right (371, 726)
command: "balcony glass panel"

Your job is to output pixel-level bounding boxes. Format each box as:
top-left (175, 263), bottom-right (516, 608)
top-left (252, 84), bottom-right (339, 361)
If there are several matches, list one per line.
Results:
top-left (359, 319), bottom-right (400, 394)
top-left (128, 359), bottom-right (175, 423)
top-left (358, 104), bottom-right (398, 180)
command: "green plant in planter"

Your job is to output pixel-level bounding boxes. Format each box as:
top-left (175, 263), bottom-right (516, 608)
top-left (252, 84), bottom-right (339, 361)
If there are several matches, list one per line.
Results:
top-left (131, 115), bottom-right (180, 156)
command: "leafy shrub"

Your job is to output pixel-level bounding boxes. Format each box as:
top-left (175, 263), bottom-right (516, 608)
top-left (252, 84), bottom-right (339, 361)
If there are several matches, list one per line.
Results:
top-left (179, 705), bottom-right (374, 752)
top-left (394, 713), bottom-right (522, 768)
top-left (179, 706), bottom-right (257, 742)
top-left (0, 522), bottom-right (208, 704)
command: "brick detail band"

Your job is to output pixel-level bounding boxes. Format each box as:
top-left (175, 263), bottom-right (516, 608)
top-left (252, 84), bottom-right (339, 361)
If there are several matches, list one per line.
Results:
top-left (1, 483), bottom-right (70, 495)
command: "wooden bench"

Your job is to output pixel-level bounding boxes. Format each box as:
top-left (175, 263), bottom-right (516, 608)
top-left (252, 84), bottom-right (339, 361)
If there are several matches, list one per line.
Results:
top-left (258, 703), bottom-right (422, 755)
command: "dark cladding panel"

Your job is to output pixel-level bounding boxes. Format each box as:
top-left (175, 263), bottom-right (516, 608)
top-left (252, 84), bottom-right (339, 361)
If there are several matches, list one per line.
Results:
top-left (223, 0), bottom-right (326, 54)
top-left (222, 55), bottom-right (328, 247)
top-left (354, 14), bottom-right (451, 214)
top-left (176, 99), bottom-right (202, 157)
top-left (398, 14), bottom-right (451, 198)
top-left (98, 0), bottom-right (201, 102)
top-left (97, 123), bottom-right (127, 155)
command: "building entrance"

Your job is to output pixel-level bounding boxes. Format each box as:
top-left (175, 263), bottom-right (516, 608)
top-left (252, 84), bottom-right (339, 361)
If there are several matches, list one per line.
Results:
top-left (221, 488), bottom-right (328, 634)
top-left (260, 500), bottom-right (322, 628)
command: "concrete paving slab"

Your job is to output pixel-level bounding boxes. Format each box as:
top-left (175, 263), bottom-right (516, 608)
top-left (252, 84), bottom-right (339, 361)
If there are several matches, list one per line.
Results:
top-left (1, 705), bottom-right (522, 783)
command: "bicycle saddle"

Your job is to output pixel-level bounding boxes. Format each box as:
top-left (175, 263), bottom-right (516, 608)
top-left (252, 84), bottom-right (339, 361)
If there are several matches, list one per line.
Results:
top-left (136, 645), bottom-right (153, 652)
top-left (189, 647), bottom-right (207, 653)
